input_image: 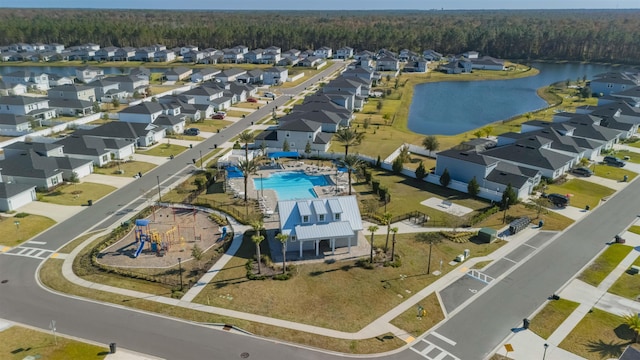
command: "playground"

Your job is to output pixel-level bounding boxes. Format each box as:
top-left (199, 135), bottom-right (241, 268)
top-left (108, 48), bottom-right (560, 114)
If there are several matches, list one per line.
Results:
top-left (96, 206), bottom-right (227, 269)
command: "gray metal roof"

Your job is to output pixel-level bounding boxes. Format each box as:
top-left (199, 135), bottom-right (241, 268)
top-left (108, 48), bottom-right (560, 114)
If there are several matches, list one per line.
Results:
top-left (297, 201), bottom-right (312, 217)
top-left (295, 222), bottom-right (354, 241)
top-left (311, 200), bottom-right (327, 215)
top-left (278, 195), bottom-right (362, 238)
top-left (327, 198), bottom-right (343, 214)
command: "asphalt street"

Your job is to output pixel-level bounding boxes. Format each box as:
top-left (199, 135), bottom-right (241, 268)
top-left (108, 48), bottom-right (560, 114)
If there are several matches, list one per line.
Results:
top-left (1, 60), bottom-right (639, 360)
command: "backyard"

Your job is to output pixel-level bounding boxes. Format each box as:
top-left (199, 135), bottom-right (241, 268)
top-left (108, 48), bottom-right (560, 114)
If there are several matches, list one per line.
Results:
top-left (192, 231), bottom-right (505, 332)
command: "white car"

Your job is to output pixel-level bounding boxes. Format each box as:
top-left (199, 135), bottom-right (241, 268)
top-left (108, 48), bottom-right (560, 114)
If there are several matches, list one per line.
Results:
top-left (216, 111), bottom-right (227, 116)
top-left (264, 92), bottom-right (275, 99)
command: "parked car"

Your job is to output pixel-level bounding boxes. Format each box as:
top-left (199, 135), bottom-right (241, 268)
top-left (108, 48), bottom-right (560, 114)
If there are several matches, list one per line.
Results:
top-left (603, 155), bottom-right (626, 167)
top-left (212, 114), bottom-right (225, 119)
top-left (184, 128), bottom-right (200, 136)
top-left (544, 193), bottom-right (570, 208)
top-left (247, 97), bottom-right (257, 103)
top-left (572, 167), bottom-right (594, 177)
top-left (216, 111), bottom-right (227, 116)
top-left (263, 92), bottom-right (275, 99)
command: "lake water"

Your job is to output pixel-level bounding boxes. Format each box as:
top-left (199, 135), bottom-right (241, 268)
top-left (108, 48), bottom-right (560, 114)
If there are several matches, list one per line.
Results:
top-left (407, 62), bottom-right (639, 135)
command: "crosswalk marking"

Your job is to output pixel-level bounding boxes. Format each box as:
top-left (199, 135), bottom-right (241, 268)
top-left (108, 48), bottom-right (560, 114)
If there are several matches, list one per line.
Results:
top-left (431, 332), bottom-right (457, 346)
top-left (2, 246), bottom-right (54, 260)
top-left (410, 339), bottom-right (460, 360)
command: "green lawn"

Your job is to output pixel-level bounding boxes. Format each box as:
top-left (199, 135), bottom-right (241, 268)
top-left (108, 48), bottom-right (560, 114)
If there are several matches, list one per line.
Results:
top-left (389, 293), bottom-right (444, 338)
top-left (38, 182), bottom-right (116, 206)
top-left (593, 164), bottom-right (637, 182)
top-left (226, 109), bottom-right (251, 118)
top-left (545, 179), bottom-right (615, 210)
top-left (607, 254), bottom-right (640, 300)
top-left (475, 202), bottom-right (574, 231)
top-left (530, 298), bottom-right (580, 339)
top-left (612, 150), bottom-right (640, 164)
top-left (192, 232), bottom-right (505, 332)
top-left (578, 244), bottom-right (633, 287)
top-left (559, 308), bottom-right (635, 360)
top-left (138, 143), bottom-right (187, 157)
top-left (627, 226), bottom-right (640, 235)
top-left (0, 326), bottom-right (107, 360)
top-left (190, 119), bottom-right (234, 133)
top-left (93, 161), bottom-right (156, 177)
top-left (0, 214), bottom-right (56, 247)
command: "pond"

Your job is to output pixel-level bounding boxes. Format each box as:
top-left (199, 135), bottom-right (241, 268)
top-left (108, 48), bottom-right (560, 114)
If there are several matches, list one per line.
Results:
top-left (407, 62), bottom-right (639, 135)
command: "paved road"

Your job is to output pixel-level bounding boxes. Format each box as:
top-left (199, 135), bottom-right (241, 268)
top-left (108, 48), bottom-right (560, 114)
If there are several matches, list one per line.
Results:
top-left (1, 59), bottom-right (637, 360)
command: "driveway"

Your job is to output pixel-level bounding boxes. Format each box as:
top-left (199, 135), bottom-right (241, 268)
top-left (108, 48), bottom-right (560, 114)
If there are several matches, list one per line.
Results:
top-left (82, 173), bottom-right (138, 187)
top-left (15, 201), bottom-right (85, 223)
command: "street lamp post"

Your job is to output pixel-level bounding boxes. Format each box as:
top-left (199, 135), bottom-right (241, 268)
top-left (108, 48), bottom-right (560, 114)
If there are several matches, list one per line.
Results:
top-left (177, 257), bottom-right (183, 291)
top-left (156, 176), bottom-right (162, 203)
top-left (542, 343), bottom-right (548, 360)
top-left (502, 196), bottom-right (509, 224)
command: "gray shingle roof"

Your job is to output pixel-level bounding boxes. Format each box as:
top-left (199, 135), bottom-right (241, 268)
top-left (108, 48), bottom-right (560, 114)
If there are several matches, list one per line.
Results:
top-left (278, 119), bottom-right (321, 132)
top-left (118, 101), bottom-right (163, 115)
top-left (0, 150), bottom-right (62, 178)
top-left (0, 95), bottom-right (48, 106)
top-left (483, 143), bottom-right (574, 171)
top-left (0, 113), bottom-right (30, 126)
top-left (437, 149), bottom-right (499, 166)
top-left (0, 182), bottom-right (35, 199)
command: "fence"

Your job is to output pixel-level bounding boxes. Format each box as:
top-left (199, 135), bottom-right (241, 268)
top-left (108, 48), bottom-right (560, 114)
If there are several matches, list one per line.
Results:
top-left (363, 210), bottom-right (445, 228)
top-left (0, 112), bottom-right (102, 149)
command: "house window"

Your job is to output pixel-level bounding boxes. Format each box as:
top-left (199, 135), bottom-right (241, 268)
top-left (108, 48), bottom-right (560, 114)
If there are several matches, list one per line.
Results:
top-left (102, 155), bottom-right (108, 162)
top-left (303, 215), bottom-right (309, 223)
top-left (319, 214), bottom-right (325, 221)
top-left (291, 236), bottom-right (296, 242)
top-left (286, 131), bottom-right (290, 137)
top-left (335, 213), bottom-right (341, 220)
top-left (51, 176), bottom-right (59, 185)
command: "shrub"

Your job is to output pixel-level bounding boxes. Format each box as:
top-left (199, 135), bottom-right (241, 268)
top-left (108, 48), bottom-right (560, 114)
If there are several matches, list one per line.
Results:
top-left (371, 178), bottom-right (380, 193)
top-left (273, 273), bottom-right (292, 281)
top-left (378, 185), bottom-right (389, 202)
top-left (15, 212), bottom-right (30, 218)
top-left (440, 168), bottom-right (451, 187)
top-left (356, 258), bottom-right (375, 269)
top-left (415, 161), bottom-right (426, 180)
top-left (392, 157), bottom-right (404, 173)
top-left (468, 206), bottom-right (499, 225)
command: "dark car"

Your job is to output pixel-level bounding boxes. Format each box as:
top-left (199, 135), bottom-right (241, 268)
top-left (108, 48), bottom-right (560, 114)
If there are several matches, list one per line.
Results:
top-left (545, 193), bottom-right (570, 208)
top-left (572, 167), bottom-right (593, 177)
top-left (603, 155), bottom-right (626, 167)
top-left (184, 128), bottom-right (200, 136)
top-left (247, 97), bottom-right (258, 103)
top-left (212, 114), bottom-right (225, 119)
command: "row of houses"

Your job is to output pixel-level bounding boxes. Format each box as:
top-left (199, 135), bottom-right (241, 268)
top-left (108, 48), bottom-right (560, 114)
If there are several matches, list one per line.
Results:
top-left (439, 51), bottom-right (506, 74)
top-left (433, 75), bottom-right (640, 200)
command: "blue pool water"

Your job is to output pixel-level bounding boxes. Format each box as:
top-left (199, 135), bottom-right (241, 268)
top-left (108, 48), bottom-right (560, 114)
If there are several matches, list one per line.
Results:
top-left (254, 171), bottom-right (330, 200)
top-left (226, 166), bottom-right (244, 178)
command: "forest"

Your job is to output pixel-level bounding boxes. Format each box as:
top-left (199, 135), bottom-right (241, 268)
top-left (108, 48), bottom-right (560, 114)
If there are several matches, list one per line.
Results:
top-left (1, 9), bottom-right (640, 64)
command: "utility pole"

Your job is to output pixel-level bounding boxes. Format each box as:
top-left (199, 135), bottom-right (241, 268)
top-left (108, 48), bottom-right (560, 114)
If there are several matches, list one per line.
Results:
top-left (156, 176), bottom-right (162, 203)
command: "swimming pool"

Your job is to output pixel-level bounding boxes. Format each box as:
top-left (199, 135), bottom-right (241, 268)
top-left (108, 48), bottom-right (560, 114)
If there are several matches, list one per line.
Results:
top-left (254, 171), bottom-right (330, 200)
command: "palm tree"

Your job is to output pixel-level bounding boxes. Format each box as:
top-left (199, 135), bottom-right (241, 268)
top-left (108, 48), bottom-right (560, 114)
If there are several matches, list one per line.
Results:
top-left (382, 212), bottom-right (393, 252)
top-left (417, 232), bottom-right (442, 274)
top-left (238, 130), bottom-right (255, 162)
top-left (250, 220), bottom-right (265, 274)
top-left (367, 225), bottom-right (379, 263)
top-left (276, 233), bottom-right (289, 274)
top-left (422, 135), bottom-right (439, 157)
top-left (237, 158), bottom-right (258, 203)
top-left (623, 312), bottom-right (640, 343)
top-left (335, 128), bottom-right (364, 157)
top-left (339, 154), bottom-right (363, 196)
top-left (390, 227), bottom-right (399, 262)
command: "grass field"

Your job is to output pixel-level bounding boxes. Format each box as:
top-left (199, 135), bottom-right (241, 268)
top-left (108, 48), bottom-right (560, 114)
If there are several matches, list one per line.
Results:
top-left (0, 325), bottom-right (108, 360)
top-left (592, 165), bottom-right (637, 182)
top-left (578, 244), bottom-right (633, 287)
top-left (93, 161), bottom-right (157, 177)
top-left (544, 179), bottom-right (615, 210)
top-left (138, 143), bottom-right (187, 157)
top-left (389, 293), bottom-right (444, 338)
top-left (0, 214), bottom-right (56, 247)
top-left (39, 258), bottom-right (406, 353)
top-left (190, 119), bottom-right (234, 133)
top-left (38, 182), bottom-right (116, 206)
top-left (559, 308), bottom-right (635, 360)
top-left (530, 298), bottom-right (580, 339)
top-left (192, 232), bottom-right (505, 332)
top-left (607, 254), bottom-right (640, 300)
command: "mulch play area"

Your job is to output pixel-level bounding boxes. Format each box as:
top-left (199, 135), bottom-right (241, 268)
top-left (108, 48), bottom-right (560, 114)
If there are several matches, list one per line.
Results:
top-left (97, 206), bottom-right (224, 268)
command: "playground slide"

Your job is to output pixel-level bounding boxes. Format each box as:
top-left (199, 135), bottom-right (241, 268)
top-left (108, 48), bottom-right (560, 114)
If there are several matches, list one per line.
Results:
top-left (134, 238), bottom-right (145, 258)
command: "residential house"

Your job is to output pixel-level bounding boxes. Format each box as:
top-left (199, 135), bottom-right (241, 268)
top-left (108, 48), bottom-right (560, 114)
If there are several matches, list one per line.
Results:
top-left (223, 50), bottom-right (244, 63)
top-left (181, 86), bottom-right (224, 105)
top-left (470, 56), bottom-right (505, 71)
top-left (313, 46), bottom-right (333, 59)
top-left (263, 66), bottom-right (288, 85)
top-left (47, 84), bottom-right (96, 102)
top-left (183, 50), bottom-right (205, 63)
top-left (0, 151), bottom-right (63, 190)
top-left (154, 114), bottom-right (185, 135)
top-left (399, 49), bottom-right (420, 62)
top-left (55, 135), bottom-right (134, 166)
top-left (0, 96), bottom-right (56, 120)
top-left (229, 83), bottom-right (256, 103)
top-left (231, 45), bottom-right (249, 54)
top-left (0, 182), bottom-right (37, 212)
top-left (154, 50), bottom-right (176, 62)
top-left (0, 80), bottom-right (27, 96)
top-left (165, 67), bottom-right (193, 82)
top-left (404, 58), bottom-right (429, 73)
top-left (3, 70), bottom-right (50, 90)
top-left (376, 55), bottom-right (400, 71)
top-left (462, 51), bottom-right (480, 59)
top-left (552, 113), bottom-right (623, 150)
top-left (335, 47), bottom-right (354, 59)
top-left (255, 119), bottom-right (332, 153)
top-left (262, 49), bottom-right (281, 64)
top-left (3, 141), bottom-right (95, 181)
top-left (590, 72), bottom-right (640, 97)
top-left (520, 120), bottom-right (605, 160)
top-left (47, 74), bottom-right (74, 87)
top-left (342, 67), bottom-right (375, 82)
top-left (45, 43), bottom-right (65, 53)
top-left (277, 196), bottom-right (363, 257)
top-left (236, 69), bottom-right (264, 84)
top-left (611, 86), bottom-right (640, 107)
top-left (3, 141), bottom-right (65, 158)
top-left (47, 98), bottom-right (95, 116)
top-left (422, 49), bottom-right (443, 61)
top-left (114, 47), bottom-right (136, 61)
top-left (244, 49), bottom-right (264, 64)
top-left (216, 68), bottom-right (247, 83)
top-left (129, 67), bottom-right (151, 82)
top-left (0, 114), bottom-right (31, 132)
top-left (134, 48), bottom-right (155, 62)
top-left (322, 77), bottom-right (366, 111)
top-left (95, 46), bottom-right (119, 61)
top-left (76, 67), bottom-right (105, 83)
top-left (180, 45), bottom-right (199, 56)
top-left (118, 102), bottom-right (164, 123)
top-left (300, 56), bottom-right (325, 68)
top-left (73, 121), bottom-right (165, 147)
top-left (354, 50), bottom-right (375, 61)
top-left (191, 68), bottom-right (221, 83)
top-left (106, 75), bottom-right (149, 94)
top-left (90, 80), bottom-right (126, 104)
top-left (440, 60), bottom-right (472, 74)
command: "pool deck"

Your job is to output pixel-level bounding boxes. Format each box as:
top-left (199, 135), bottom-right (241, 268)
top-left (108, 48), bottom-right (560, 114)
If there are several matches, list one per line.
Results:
top-left (226, 161), bottom-right (351, 220)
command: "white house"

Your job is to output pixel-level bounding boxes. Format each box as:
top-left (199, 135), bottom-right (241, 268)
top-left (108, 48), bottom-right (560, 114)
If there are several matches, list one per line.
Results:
top-left (263, 67), bottom-right (289, 85)
top-left (76, 67), bottom-right (105, 83)
top-left (277, 195), bottom-right (363, 257)
top-left (0, 183), bottom-right (37, 212)
top-left (118, 102), bottom-right (164, 124)
top-left (0, 114), bottom-right (31, 132)
top-left (0, 96), bottom-right (56, 120)
top-left (313, 46), bottom-right (333, 59)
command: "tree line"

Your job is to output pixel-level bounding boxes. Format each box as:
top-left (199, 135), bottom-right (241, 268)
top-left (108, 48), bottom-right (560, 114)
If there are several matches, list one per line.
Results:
top-left (2, 9), bottom-right (640, 64)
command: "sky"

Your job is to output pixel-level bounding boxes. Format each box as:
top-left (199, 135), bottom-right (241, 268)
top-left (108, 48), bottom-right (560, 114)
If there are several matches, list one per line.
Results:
top-left (3, 0), bottom-right (639, 10)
